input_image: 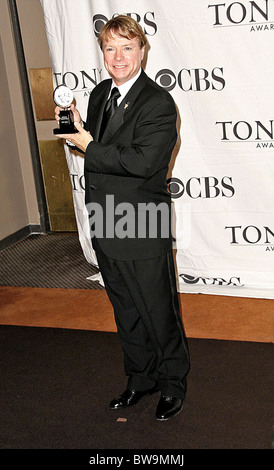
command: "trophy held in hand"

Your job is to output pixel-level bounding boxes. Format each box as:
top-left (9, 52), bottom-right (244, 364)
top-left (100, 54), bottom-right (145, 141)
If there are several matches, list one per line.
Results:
top-left (53, 85), bottom-right (78, 135)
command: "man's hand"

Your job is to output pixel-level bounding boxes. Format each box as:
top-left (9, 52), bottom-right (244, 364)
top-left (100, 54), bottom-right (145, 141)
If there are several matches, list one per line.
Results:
top-left (54, 103), bottom-right (82, 125)
top-left (54, 104), bottom-right (93, 153)
top-left (57, 122), bottom-right (93, 153)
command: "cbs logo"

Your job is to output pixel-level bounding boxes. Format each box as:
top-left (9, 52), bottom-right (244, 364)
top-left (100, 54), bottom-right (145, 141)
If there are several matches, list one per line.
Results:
top-left (93, 13), bottom-right (157, 38)
top-left (155, 67), bottom-right (225, 92)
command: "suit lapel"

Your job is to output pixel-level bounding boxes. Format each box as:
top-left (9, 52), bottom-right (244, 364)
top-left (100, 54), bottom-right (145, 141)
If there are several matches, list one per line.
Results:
top-left (93, 81), bottom-right (111, 142)
top-left (101, 70), bottom-right (148, 144)
top-left (100, 98), bottom-right (125, 144)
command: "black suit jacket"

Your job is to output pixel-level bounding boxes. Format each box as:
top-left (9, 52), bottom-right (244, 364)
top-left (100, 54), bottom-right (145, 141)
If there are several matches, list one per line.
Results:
top-left (84, 70), bottom-right (177, 260)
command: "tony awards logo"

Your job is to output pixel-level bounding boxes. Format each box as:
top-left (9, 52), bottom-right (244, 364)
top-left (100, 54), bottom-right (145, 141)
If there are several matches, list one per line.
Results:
top-left (53, 84), bottom-right (78, 135)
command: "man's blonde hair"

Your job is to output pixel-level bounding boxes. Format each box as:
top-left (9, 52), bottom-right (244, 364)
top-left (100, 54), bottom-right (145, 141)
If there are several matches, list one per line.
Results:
top-left (98, 15), bottom-right (147, 50)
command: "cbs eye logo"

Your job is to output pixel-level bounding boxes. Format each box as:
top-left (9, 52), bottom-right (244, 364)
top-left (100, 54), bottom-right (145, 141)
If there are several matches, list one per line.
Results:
top-left (155, 69), bottom-right (177, 91)
top-left (93, 14), bottom-right (108, 37)
top-left (167, 177), bottom-right (184, 198)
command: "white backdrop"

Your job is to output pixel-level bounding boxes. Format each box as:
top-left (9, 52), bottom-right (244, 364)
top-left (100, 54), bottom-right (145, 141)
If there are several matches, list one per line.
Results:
top-left (41, 0), bottom-right (274, 299)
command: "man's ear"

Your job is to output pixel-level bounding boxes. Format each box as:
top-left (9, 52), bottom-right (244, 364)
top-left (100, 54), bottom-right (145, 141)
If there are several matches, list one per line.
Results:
top-left (141, 46), bottom-right (145, 61)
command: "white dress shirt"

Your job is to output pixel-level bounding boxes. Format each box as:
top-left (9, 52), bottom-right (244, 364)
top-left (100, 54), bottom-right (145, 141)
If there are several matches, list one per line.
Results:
top-left (110, 68), bottom-right (142, 106)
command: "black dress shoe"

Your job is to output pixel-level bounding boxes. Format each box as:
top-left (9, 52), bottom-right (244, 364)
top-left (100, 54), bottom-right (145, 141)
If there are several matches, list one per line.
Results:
top-left (109, 389), bottom-right (148, 409)
top-left (155, 396), bottom-right (183, 421)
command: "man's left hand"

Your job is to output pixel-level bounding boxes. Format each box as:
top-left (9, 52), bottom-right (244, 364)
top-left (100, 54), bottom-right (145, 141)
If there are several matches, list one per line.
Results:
top-left (57, 121), bottom-right (93, 153)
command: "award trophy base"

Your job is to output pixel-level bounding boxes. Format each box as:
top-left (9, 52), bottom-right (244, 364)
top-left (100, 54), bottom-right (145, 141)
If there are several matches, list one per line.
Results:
top-left (53, 109), bottom-right (79, 135)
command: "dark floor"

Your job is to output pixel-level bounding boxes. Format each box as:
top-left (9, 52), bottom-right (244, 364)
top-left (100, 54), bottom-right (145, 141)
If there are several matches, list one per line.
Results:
top-left (0, 233), bottom-right (102, 289)
top-left (0, 325), bottom-right (273, 450)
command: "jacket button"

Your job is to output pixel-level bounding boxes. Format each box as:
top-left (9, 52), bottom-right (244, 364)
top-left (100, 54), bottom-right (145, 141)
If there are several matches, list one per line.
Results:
top-left (90, 184), bottom-right (96, 190)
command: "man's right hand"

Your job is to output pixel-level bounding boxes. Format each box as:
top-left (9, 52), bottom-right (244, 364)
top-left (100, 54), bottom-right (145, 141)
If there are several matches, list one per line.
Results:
top-left (54, 103), bottom-right (82, 125)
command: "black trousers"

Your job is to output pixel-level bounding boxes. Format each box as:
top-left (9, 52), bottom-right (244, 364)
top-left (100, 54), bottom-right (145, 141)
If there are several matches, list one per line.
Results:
top-left (93, 238), bottom-right (190, 399)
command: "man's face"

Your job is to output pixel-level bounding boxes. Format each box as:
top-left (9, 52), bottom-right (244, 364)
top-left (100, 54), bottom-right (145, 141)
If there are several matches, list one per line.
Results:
top-left (102, 32), bottom-right (145, 86)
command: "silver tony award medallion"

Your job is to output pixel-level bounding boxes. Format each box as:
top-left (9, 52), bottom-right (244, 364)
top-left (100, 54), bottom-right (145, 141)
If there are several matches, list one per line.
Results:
top-left (53, 85), bottom-right (78, 134)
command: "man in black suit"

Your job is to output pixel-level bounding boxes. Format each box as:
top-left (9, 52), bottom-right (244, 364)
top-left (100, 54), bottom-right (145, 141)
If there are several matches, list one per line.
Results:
top-left (55, 15), bottom-right (189, 421)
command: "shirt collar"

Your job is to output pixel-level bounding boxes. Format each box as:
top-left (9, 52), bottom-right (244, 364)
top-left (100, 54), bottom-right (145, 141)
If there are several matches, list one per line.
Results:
top-left (111, 68), bottom-right (142, 105)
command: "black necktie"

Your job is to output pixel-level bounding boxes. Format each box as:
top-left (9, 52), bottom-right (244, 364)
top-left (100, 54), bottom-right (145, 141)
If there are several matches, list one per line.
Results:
top-left (99, 87), bottom-right (120, 140)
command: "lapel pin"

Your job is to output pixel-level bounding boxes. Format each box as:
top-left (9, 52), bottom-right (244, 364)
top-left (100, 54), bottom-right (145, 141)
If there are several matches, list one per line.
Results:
top-left (124, 102), bottom-right (130, 109)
